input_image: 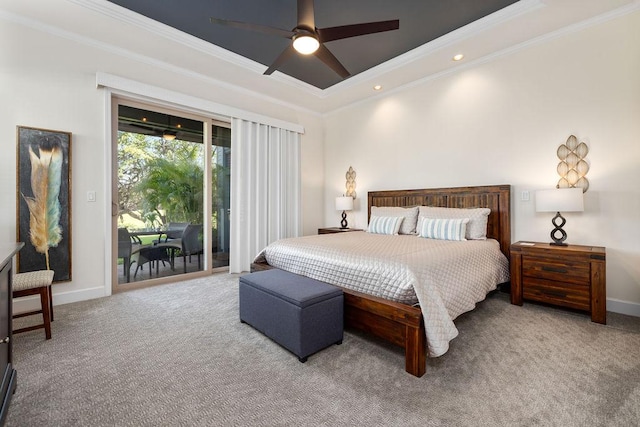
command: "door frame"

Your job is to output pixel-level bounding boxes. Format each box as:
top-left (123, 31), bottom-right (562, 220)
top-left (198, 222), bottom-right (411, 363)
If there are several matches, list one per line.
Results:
top-left (109, 95), bottom-right (229, 294)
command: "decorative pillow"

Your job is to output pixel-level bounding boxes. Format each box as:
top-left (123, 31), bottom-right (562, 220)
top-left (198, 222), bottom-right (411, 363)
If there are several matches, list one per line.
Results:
top-left (367, 216), bottom-right (404, 235)
top-left (370, 206), bottom-right (419, 234)
top-left (418, 218), bottom-right (469, 241)
top-left (417, 206), bottom-right (491, 240)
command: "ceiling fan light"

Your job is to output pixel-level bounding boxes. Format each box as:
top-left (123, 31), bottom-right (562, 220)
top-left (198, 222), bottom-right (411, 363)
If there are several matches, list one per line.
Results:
top-left (293, 35), bottom-right (319, 55)
top-left (162, 130), bottom-right (177, 141)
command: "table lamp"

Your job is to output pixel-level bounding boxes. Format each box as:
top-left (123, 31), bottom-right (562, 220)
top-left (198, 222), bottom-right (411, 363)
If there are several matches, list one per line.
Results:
top-left (335, 196), bottom-right (354, 229)
top-left (535, 188), bottom-right (584, 246)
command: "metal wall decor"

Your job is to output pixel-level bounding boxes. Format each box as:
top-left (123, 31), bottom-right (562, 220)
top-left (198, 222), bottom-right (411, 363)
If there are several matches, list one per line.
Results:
top-left (556, 135), bottom-right (589, 192)
top-left (345, 166), bottom-right (356, 198)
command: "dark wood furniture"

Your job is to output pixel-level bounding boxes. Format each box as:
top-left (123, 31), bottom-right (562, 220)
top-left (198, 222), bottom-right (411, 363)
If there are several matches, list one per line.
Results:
top-left (0, 243), bottom-right (23, 425)
top-left (510, 241), bottom-right (606, 324)
top-left (13, 270), bottom-right (54, 340)
top-left (317, 227), bottom-right (363, 234)
top-left (254, 184), bottom-right (511, 377)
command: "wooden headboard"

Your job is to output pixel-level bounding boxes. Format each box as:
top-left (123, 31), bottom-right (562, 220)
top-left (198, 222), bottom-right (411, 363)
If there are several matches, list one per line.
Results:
top-left (368, 184), bottom-right (511, 259)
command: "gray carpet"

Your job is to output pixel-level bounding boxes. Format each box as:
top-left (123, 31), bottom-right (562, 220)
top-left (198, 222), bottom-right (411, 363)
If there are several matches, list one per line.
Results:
top-left (7, 273), bottom-right (640, 426)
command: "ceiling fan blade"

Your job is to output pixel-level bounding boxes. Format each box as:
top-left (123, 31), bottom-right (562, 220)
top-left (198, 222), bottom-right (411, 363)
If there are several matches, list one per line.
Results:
top-left (297, 0), bottom-right (315, 31)
top-left (315, 44), bottom-right (350, 78)
top-left (210, 17), bottom-right (293, 38)
top-left (318, 20), bottom-right (399, 43)
top-left (263, 45), bottom-right (297, 75)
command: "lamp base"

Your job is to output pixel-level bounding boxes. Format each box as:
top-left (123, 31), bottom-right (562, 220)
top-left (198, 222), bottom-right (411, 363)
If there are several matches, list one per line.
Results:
top-left (340, 211), bottom-right (348, 229)
top-left (549, 211), bottom-right (568, 246)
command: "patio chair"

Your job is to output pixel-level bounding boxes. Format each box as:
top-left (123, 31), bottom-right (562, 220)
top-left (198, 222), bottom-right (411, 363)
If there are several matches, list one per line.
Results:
top-left (156, 222), bottom-right (190, 244)
top-left (160, 224), bottom-right (203, 273)
top-left (118, 227), bottom-right (143, 283)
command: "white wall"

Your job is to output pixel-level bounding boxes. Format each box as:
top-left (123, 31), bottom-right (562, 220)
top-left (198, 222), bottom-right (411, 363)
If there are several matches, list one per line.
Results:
top-left (324, 11), bottom-right (640, 313)
top-left (0, 16), bottom-right (324, 306)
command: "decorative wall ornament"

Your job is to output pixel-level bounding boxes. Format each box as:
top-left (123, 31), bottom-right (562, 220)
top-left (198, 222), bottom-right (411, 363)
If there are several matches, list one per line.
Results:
top-left (556, 135), bottom-right (589, 193)
top-left (17, 126), bottom-right (72, 282)
top-left (345, 166), bottom-right (356, 198)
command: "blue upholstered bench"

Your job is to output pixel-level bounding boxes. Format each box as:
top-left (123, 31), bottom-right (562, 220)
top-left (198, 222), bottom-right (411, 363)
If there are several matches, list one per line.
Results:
top-left (239, 269), bottom-right (344, 362)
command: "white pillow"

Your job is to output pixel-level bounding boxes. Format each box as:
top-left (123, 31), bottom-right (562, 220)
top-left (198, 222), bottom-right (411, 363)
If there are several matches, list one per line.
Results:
top-left (367, 216), bottom-right (404, 235)
top-left (417, 206), bottom-right (491, 240)
top-left (418, 218), bottom-right (469, 241)
top-left (370, 206), bottom-right (419, 234)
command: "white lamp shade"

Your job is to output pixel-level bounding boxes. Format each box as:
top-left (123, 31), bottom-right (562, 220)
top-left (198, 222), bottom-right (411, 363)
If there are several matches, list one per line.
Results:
top-left (335, 196), bottom-right (353, 211)
top-left (535, 188), bottom-right (584, 213)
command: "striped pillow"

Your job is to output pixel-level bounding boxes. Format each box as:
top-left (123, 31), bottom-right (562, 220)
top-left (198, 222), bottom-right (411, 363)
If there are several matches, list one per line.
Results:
top-left (367, 216), bottom-right (404, 235)
top-left (418, 218), bottom-right (469, 241)
top-left (370, 206), bottom-right (419, 234)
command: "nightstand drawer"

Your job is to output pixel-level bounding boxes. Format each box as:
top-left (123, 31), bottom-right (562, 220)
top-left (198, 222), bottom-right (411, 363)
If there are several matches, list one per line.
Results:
top-left (522, 277), bottom-right (590, 311)
top-left (522, 256), bottom-right (590, 285)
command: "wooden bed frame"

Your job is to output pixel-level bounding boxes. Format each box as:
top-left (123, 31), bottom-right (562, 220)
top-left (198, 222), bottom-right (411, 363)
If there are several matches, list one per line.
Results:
top-left (253, 184), bottom-right (511, 377)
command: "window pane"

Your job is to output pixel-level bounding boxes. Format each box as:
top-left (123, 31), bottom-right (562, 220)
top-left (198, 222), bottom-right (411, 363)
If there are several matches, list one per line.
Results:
top-left (116, 105), bottom-right (205, 283)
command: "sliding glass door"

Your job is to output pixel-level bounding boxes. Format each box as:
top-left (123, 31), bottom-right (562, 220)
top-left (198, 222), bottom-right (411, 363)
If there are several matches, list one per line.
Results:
top-left (211, 125), bottom-right (231, 268)
top-left (113, 101), bottom-right (230, 289)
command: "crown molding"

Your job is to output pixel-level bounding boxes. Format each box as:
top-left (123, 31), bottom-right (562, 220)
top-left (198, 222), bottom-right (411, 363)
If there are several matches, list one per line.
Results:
top-left (1, 4), bottom-right (322, 118)
top-left (321, 0), bottom-right (544, 97)
top-left (68, 0), bottom-right (326, 98)
top-left (70, 0), bottom-right (543, 99)
top-left (324, 0), bottom-right (640, 117)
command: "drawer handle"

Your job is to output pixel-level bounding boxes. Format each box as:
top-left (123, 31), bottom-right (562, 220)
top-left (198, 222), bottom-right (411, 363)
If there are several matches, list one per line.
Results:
top-left (542, 266), bottom-right (568, 274)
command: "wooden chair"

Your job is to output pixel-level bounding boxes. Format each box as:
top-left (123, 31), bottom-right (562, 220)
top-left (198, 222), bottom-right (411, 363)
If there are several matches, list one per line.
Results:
top-left (13, 270), bottom-right (54, 340)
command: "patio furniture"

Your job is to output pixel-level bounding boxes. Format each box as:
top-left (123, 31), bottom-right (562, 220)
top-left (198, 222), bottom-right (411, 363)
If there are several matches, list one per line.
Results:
top-left (160, 224), bottom-right (203, 273)
top-left (132, 246), bottom-right (171, 278)
top-left (157, 222), bottom-right (190, 244)
top-left (118, 227), bottom-right (145, 283)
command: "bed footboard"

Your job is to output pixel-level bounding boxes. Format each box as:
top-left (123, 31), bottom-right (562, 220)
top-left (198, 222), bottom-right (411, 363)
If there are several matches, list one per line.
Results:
top-left (343, 289), bottom-right (425, 377)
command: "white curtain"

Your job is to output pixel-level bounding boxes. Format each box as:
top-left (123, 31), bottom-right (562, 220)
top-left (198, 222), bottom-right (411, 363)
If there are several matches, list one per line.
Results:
top-left (229, 118), bottom-right (301, 273)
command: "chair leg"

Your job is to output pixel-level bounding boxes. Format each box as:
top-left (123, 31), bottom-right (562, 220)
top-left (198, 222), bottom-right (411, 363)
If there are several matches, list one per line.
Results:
top-left (125, 256), bottom-right (131, 283)
top-left (40, 287), bottom-right (52, 340)
top-left (48, 285), bottom-right (54, 322)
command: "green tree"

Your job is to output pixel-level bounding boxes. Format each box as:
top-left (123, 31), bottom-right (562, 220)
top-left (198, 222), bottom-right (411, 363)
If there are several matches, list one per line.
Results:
top-left (137, 156), bottom-right (205, 225)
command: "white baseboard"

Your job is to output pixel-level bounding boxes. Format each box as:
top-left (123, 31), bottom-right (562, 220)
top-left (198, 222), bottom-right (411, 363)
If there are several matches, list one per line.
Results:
top-left (607, 298), bottom-right (640, 318)
top-left (13, 285), bottom-right (108, 315)
top-left (13, 286), bottom-right (640, 319)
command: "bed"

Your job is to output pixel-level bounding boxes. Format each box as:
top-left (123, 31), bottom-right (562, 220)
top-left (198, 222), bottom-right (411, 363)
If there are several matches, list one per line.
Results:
top-left (252, 185), bottom-right (511, 377)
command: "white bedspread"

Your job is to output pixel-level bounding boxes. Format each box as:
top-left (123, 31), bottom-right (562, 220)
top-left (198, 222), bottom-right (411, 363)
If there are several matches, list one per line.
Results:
top-left (254, 231), bottom-right (510, 357)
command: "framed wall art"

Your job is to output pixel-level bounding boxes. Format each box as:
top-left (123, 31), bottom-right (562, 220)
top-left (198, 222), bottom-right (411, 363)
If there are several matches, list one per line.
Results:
top-left (16, 126), bottom-right (72, 282)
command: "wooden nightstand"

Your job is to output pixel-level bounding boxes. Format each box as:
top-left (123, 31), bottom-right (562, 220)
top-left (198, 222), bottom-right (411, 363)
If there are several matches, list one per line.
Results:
top-left (318, 227), bottom-right (363, 235)
top-left (510, 241), bottom-right (606, 324)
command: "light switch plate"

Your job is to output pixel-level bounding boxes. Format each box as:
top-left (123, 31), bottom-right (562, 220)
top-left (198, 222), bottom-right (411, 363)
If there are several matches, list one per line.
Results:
top-left (87, 191), bottom-right (96, 202)
top-left (521, 190), bottom-right (530, 201)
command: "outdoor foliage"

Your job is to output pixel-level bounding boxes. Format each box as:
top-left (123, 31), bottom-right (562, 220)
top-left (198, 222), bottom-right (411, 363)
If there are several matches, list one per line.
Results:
top-left (117, 131), bottom-right (217, 229)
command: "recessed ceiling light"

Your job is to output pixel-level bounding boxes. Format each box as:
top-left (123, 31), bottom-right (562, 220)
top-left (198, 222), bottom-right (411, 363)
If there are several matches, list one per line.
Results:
top-left (373, 85), bottom-right (382, 91)
top-left (452, 54), bottom-right (464, 61)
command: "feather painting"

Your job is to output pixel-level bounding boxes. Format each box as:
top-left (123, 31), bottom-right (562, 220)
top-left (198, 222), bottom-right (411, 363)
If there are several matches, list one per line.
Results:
top-left (21, 144), bottom-right (63, 270)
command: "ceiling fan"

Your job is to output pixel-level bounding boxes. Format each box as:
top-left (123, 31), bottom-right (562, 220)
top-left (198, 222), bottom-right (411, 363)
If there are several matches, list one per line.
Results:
top-left (210, 0), bottom-right (399, 78)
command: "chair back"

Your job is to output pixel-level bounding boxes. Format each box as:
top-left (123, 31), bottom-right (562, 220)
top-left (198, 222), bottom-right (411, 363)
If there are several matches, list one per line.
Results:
top-left (182, 224), bottom-right (203, 255)
top-left (117, 228), bottom-right (132, 258)
top-left (165, 222), bottom-right (190, 240)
